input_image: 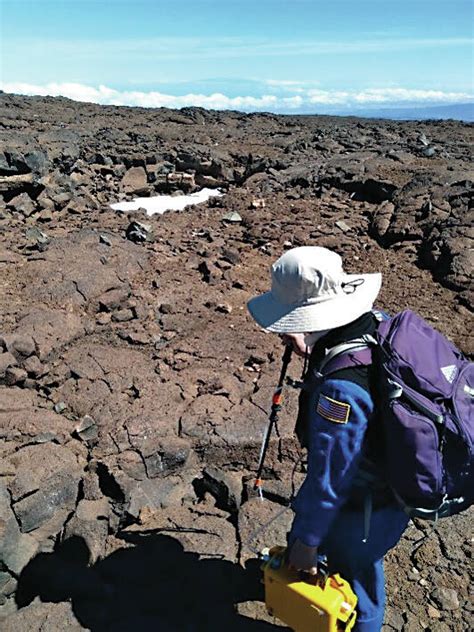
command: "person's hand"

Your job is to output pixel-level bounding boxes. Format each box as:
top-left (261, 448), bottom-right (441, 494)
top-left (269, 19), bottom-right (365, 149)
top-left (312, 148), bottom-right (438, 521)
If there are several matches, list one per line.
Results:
top-left (287, 538), bottom-right (318, 575)
top-left (280, 333), bottom-right (308, 357)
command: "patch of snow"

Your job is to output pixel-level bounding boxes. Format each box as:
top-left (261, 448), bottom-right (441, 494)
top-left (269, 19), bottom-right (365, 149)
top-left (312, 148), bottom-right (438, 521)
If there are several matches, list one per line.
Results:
top-left (110, 188), bottom-right (223, 216)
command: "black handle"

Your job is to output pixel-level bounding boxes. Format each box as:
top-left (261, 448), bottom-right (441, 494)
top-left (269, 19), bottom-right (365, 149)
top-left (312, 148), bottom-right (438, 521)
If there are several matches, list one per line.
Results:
top-left (254, 345), bottom-right (293, 491)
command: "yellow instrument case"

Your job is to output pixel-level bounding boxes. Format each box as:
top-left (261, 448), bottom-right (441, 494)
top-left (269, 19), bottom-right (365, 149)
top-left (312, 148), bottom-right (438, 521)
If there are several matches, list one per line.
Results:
top-left (262, 547), bottom-right (357, 632)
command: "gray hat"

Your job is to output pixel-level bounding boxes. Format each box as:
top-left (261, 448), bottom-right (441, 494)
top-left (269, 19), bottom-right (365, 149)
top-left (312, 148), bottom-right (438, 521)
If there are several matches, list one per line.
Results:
top-left (247, 246), bottom-right (382, 333)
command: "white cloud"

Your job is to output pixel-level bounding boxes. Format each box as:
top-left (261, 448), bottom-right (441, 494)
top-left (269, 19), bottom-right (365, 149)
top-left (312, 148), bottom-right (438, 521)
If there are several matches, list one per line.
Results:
top-left (282, 96), bottom-right (304, 109)
top-left (1, 81), bottom-right (473, 112)
top-left (352, 88), bottom-right (473, 104)
top-left (307, 90), bottom-right (351, 105)
top-left (1, 82), bottom-right (282, 110)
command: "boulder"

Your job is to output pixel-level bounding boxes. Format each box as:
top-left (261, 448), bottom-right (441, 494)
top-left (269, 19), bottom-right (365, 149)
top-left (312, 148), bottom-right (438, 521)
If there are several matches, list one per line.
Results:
top-left (7, 192), bottom-right (36, 216)
top-left (127, 476), bottom-right (193, 517)
top-left (25, 226), bottom-right (50, 248)
top-left (2, 147), bottom-right (48, 176)
top-left (126, 220), bottom-right (152, 243)
top-left (201, 467), bottom-right (243, 512)
top-left (431, 586), bottom-right (460, 610)
top-left (36, 190), bottom-right (56, 211)
top-left (120, 167), bottom-right (149, 195)
top-left (371, 201), bottom-right (395, 239)
top-left (8, 442), bottom-right (83, 504)
top-left (22, 355), bottom-right (46, 378)
top-left (13, 470), bottom-right (81, 534)
top-left (1, 334), bottom-right (36, 358)
top-left (0, 173), bottom-right (35, 195)
top-left (63, 499), bottom-right (110, 563)
top-left (23, 150), bottom-right (49, 175)
top-left (5, 366), bottom-right (28, 386)
top-left (0, 483), bottom-right (39, 577)
top-left (0, 352), bottom-right (17, 378)
top-left (98, 287), bottom-right (130, 312)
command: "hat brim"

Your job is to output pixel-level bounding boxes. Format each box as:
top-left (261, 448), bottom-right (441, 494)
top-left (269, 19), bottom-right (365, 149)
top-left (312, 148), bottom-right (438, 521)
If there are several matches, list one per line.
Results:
top-left (247, 273), bottom-right (382, 333)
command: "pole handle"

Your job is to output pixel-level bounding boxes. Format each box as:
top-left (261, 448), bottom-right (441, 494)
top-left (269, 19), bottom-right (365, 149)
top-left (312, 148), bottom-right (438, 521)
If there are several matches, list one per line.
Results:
top-left (254, 345), bottom-right (293, 492)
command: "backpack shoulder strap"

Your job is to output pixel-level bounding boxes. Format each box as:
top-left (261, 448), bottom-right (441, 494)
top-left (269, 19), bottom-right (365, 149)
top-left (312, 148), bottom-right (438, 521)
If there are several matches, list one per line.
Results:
top-left (317, 335), bottom-right (377, 377)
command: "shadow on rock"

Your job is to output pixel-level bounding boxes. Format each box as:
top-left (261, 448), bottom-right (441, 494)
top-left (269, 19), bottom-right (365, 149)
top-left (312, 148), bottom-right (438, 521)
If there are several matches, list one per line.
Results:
top-left (15, 533), bottom-right (277, 631)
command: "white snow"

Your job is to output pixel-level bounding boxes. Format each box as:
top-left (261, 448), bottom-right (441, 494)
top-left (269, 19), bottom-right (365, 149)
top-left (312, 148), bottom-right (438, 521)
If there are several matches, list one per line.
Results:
top-left (110, 188), bottom-right (223, 216)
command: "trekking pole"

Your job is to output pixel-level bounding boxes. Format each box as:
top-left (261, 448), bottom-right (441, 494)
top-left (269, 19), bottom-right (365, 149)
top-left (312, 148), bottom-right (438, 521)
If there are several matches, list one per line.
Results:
top-left (254, 344), bottom-right (293, 499)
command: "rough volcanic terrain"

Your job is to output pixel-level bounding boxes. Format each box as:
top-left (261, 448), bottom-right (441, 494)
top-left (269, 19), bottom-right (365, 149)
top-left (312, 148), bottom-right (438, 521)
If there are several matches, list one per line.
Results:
top-left (0, 92), bottom-right (472, 631)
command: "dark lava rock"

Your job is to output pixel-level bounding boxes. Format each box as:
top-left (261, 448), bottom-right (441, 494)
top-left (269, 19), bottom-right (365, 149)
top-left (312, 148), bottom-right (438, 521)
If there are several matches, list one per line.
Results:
top-left (126, 220), bottom-right (152, 242)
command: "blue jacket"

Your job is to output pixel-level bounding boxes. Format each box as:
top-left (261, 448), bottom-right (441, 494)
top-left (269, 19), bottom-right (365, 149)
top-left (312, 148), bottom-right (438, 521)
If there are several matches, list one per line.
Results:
top-left (290, 377), bottom-right (374, 547)
top-left (290, 311), bottom-right (392, 548)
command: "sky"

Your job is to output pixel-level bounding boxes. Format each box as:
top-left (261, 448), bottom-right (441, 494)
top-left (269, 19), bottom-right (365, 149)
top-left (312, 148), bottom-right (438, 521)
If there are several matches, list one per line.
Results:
top-left (0, 0), bottom-right (473, 115)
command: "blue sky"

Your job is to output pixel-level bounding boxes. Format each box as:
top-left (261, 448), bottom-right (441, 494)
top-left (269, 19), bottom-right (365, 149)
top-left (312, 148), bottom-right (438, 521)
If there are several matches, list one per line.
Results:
top-left (1, 0), bottom-right (473, 113)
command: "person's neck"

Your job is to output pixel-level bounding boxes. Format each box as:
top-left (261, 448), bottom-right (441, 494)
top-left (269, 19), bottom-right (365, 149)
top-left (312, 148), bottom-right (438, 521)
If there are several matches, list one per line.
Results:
top-left (313, 311), bottom-right (377, 358)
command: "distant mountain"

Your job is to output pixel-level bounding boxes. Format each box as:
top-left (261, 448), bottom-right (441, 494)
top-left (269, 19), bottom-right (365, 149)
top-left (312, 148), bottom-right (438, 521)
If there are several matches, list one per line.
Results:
top-left (336, 103), bottom-right (474, 122)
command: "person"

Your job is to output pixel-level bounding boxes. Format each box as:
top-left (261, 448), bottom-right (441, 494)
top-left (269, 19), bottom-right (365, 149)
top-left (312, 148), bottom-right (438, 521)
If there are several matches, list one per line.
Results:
top-left (247, 246), bottom-right (409, 632)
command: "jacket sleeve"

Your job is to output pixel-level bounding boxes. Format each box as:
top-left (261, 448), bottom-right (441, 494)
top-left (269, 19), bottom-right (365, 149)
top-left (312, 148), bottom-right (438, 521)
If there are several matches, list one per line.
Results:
top-left (290, 378), bottom-right (373, 547)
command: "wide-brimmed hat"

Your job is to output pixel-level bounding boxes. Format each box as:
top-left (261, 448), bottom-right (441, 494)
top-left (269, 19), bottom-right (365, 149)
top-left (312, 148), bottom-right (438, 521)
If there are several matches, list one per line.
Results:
top-left (247, 246), bottom-right (382, 333)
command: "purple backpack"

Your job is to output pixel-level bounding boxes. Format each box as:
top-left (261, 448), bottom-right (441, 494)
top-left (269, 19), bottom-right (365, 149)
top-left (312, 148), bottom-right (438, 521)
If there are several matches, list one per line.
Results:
top-left (321, 310), bottom-right (474, 520)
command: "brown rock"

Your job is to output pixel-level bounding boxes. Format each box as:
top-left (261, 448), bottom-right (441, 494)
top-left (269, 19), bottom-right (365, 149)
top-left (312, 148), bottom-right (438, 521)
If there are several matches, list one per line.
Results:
top-left (238, 497), bottom-right (293, 564)
top-left (98, 287), bottom-right (130, 311)
top-left (3, 334), bottom-right (36, 358)
top-left (121, 330), bottom-right (150, 344)
top-left (167, 171), bottom-right (195, 190)
top-left (0, 387), bottom-right (35, 411)
top-left (0, 173), bottom-right (34, 195)
top-left (2, 396), bottom-right (47, 443)
top-left (22, 354), bottom-right (46, 377)
top-left (36, 190), bottom-right (56, 211)
top-left (25, 230), bottom-right (148, 308)
top-left (111, 308), bottom-right (134, 322)
top-left (121, 166), bottom-right (148, 195)
top-left (96, 312), bottom-right (111, 325)
top-left (63, 498), bottom-right (110, 563)
top-left (427, 604), bottom-right (441, 619)
top-left (15, 308), bottom-right (84, 360)
top-left (250, 198), bottom-right (266, 209)
top-left (1, 601), bottom-right (84, 631)
top-left (195, 174), bottom-right (220, 188)
top-left (7, 192), bottom-right (35, 216)
top-left (372, 201), bottom-right (395, 238)
top-left (130, 499), bottom-right (239, 561)
top-left (430, 586), bottom-right (460, 610)
top-left (81, 467), bottom-right (104, 500)
top-left (0, 248), bottom-right (21, 264)
top-left (0, 483), bottom-right (39, 576)
top-left (5, 366), bottom-right (28, 385)
top-left (8, 442), bottom-right (83, 503)
top-left (127, 476), bottom-right (192, 517)
top-left (0, 352), bottom-right (17, 378)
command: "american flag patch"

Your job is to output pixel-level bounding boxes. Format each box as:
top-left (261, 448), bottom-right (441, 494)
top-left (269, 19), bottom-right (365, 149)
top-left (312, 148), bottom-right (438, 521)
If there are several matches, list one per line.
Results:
top-left (316, 394), bottom-right (351, 424)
